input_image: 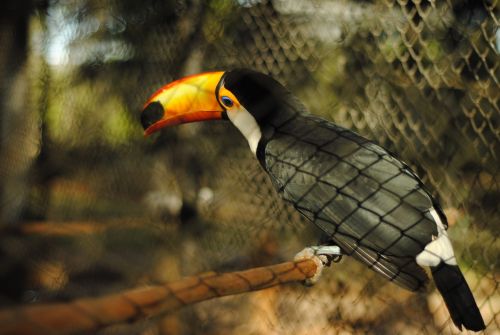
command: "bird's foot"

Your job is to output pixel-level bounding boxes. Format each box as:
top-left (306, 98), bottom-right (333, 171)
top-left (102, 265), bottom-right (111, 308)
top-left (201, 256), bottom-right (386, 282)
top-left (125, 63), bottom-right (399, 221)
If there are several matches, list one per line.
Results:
top-left (310, 245), bottom-right (343, 266)
top-left (294, 245), bottom-right (342, 286)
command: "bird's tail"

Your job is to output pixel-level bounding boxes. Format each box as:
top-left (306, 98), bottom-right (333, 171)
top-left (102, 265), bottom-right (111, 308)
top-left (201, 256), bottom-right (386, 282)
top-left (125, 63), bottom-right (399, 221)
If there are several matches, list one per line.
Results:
top-left (431, 263), bottom-right (485, 331)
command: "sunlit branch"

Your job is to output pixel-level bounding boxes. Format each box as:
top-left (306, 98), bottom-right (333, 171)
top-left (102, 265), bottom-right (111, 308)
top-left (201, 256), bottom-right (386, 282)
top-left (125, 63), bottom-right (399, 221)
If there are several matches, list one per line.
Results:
top-left (0, 259), bottom-right (318, 335)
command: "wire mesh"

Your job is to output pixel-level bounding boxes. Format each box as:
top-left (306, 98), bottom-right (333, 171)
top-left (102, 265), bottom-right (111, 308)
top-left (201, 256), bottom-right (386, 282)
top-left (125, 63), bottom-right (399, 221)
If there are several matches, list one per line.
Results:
top-left (0, 0), bottom-right (498, 334)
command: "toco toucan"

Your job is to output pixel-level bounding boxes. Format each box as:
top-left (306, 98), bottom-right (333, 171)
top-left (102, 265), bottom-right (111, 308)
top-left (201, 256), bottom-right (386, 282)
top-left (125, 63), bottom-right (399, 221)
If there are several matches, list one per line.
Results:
top-left (140, 69), bottom-right (485, 331)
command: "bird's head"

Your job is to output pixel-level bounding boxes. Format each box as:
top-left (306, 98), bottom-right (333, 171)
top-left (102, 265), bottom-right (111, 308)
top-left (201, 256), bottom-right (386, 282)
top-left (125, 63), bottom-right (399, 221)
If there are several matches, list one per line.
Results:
top-left (140, 69), bottom-right (296, 154)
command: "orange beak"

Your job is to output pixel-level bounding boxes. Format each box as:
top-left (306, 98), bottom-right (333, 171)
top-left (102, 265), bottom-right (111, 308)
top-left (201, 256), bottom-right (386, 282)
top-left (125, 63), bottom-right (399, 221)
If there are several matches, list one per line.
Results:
top-left (141, 71), bottom-right (225, 136)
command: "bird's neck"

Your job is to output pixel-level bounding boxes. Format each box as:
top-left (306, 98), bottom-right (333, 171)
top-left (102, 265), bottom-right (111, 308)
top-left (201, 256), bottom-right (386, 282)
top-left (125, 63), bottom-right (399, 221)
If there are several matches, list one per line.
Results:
top-left (229, 96), bottom-right (305, 156)
top-left (227, 107), bottom-right (262, 155)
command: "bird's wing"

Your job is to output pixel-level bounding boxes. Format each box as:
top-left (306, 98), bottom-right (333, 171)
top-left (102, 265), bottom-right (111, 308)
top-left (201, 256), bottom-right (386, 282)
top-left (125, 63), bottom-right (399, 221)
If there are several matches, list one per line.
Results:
top-left (264, 116), bottom-right (437, 291)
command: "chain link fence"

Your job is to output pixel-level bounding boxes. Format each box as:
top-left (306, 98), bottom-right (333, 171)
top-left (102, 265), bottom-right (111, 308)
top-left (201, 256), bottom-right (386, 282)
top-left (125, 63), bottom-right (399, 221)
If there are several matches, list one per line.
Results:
top-left (1, 0), bottom-right (498, 334)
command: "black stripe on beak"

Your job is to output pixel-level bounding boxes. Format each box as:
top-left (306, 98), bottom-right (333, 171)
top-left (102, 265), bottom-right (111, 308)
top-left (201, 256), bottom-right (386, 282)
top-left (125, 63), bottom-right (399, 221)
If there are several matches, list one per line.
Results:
top-left (141, 101), bottom-right (164, 130)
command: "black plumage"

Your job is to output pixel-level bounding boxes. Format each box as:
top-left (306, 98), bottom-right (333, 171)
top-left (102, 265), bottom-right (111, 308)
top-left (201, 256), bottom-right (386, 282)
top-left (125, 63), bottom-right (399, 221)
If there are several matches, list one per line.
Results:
top-left (263, 113), bottom-right (436, 291)
top-left (432, 264), bottom-right (486, 331)
top-left (222, 69), bottom-right (485, 330)
top-left (225, 70), bottom-right (437, 290)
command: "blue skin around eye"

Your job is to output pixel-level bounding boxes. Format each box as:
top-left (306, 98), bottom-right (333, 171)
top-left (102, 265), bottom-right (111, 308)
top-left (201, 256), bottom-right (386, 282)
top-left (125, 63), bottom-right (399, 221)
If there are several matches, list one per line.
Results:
top-left (222, 96), bottom-right (233, 107)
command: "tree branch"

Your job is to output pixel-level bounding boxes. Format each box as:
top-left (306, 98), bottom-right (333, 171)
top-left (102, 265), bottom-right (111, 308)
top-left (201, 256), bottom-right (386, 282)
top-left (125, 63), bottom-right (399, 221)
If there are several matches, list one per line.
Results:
top-left (0, 259), bottom-right (318, 335)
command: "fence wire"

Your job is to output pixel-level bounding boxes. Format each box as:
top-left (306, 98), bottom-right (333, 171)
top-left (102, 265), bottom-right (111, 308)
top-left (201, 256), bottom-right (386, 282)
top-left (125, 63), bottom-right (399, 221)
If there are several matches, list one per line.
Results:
top-left (1, 0), bottom-right (498, 334)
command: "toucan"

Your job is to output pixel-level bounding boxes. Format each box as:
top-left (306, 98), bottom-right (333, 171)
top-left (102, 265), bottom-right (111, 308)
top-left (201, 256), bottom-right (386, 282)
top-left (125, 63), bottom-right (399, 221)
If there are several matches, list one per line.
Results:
top-left (140, 69), bottom-right (485, 331)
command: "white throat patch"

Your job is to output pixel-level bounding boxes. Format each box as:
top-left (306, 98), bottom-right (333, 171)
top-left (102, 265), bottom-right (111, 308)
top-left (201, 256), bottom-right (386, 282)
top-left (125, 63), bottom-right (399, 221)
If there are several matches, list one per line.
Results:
top-left (227, 106), bottom-right (262, 155)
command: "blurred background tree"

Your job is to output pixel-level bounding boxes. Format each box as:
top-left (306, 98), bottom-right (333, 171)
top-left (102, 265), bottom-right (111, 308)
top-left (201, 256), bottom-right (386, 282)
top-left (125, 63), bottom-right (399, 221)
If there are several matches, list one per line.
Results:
top-left (0, 0), bottom-right (498, 334)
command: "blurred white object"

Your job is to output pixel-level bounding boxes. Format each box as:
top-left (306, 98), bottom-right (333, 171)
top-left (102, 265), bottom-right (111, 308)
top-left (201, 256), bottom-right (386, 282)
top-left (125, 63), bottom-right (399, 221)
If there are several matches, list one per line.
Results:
top-left (144, 191), bottom-right (183, 218)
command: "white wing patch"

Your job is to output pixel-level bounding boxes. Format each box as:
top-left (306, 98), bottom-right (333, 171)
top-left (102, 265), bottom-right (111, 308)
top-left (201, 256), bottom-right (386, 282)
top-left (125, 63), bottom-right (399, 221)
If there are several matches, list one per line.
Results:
top-left (416, 208), bottom-right (457, 266)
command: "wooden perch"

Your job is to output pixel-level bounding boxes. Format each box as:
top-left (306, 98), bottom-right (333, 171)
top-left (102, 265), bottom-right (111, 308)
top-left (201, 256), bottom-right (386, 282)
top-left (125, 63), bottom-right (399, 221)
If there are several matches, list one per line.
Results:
top-left (0, 259), bottom-right (318, 335)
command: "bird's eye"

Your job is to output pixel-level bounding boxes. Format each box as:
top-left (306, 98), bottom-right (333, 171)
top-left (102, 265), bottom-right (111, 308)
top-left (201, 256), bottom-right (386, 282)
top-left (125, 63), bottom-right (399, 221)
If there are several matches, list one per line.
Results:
top-left (221, 96), bottom-right (234, 108)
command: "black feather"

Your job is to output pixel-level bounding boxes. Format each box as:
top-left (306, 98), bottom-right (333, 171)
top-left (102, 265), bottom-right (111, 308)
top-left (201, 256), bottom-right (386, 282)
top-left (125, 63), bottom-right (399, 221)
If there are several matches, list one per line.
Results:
top-left (264, 114), bottom-right (436, 291)
top-left (431, 263), bottom-right (485, 331)
top-left (223, 69), bottom-right (485, 330)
